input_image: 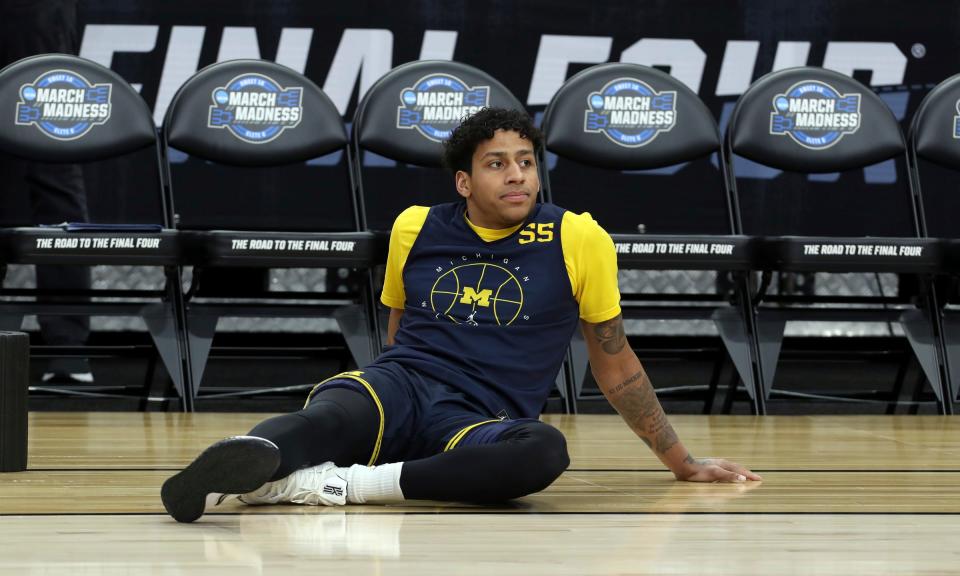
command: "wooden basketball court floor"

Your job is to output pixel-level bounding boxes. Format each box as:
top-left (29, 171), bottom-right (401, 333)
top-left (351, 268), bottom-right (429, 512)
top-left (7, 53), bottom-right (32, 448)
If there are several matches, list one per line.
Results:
top-left (2, 412), bottom-right (959, 575)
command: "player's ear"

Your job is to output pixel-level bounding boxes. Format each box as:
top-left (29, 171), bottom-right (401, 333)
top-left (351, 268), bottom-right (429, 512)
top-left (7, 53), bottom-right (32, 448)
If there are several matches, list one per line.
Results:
top-left (455, 170), bottom-right (471, 199)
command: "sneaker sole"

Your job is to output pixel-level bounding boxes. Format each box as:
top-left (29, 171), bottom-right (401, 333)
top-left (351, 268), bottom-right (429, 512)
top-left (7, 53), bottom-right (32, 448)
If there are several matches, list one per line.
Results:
top-left (161, 436), bottom-right (281, 523)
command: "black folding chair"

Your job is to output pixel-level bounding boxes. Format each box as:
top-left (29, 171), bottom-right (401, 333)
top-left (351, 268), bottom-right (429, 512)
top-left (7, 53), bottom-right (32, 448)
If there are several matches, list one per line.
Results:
top-left (541, 63), bottom-right (764, 414)
top-left (907, 73), bottom-right (960, 412)
top-left (349, 60), bottom-right (588, 409)
top-left (162, 59), bottom-right (384, 405)
top-left (0, 54), bottom-right (188, 407)
top-left (351, 60), bottom-right (527, 229)
top-left (724, 67), bottom-right (950, 413)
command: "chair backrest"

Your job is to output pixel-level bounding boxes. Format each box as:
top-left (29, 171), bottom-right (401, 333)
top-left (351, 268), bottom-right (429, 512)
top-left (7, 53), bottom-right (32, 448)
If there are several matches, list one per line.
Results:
top-left (162, 59), bottom-right (354, 231)
top-left (543, 63), bottom-right (720, 170)
top-left (908, 73), bottom-right (960, 238)
top-left (352, 60), bottom-right (526, 230)
top-left (911, 73), bottom-right (960, 169)
top-left (0, 53), bottom-right (156, 162)
top-left (164, 59), bottom-right (346, 167)
top-left (726, 67), bottom-right (915, 237)
top-left (541, 63), bottom-right (729, 235)
top-left (728, 67), bottom-right (904, 173)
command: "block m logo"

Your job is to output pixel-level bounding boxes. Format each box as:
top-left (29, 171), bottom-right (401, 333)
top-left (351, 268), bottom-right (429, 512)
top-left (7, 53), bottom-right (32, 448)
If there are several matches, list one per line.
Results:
top-left (459, 287), bottom-right (492, 307)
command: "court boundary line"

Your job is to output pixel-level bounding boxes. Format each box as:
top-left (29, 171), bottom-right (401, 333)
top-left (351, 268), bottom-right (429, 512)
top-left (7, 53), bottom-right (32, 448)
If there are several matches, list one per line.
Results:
top-left (566, 468), bottom-right (960, 473)
top-left (4, 511), bottom-right (960, 517)
top-left (20, 467), bottom-right (960, 473)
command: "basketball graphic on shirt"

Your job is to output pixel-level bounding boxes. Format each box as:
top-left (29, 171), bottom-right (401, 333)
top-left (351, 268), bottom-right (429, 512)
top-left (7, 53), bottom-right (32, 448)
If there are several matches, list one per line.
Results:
top-left (430, 263), bottom-right (524, 326)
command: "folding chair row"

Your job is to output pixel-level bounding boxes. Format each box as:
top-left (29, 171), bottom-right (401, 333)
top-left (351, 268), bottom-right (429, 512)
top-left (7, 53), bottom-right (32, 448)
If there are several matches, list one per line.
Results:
top-left (725, 67), bottom-right (949, 414)
top-left (0, 54), bottom-right (189, 405)
top-left (543, 63), bottom-right (960, 415)
top-left (3, 53), bottom-right (959, 415)
top-left (0, 55), bottom-right (528, 411)
top-left (353, 60), bottom-right (960, 416)
top-left (0, 55), bottom-right (384, 411)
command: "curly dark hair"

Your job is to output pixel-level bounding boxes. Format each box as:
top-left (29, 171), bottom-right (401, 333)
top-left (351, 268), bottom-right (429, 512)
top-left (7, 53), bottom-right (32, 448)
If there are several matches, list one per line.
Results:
top-left (441, 107), bottom-right (543, 174)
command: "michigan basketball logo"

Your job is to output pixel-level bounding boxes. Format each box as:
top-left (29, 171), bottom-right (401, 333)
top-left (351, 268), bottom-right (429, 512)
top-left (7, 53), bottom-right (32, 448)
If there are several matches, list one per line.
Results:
top-left (770, 80), bottom-right (861, 149)
top-left (429, 262), bottom-right (524, 326)
top-left (208, 73), bottom-right (303, 144)
top-left (397, 73), bottom-right (490, 142)
top-left (16, 70), bottom-right (112, 140)
top-left (584, 77), bottom-right (676, 147)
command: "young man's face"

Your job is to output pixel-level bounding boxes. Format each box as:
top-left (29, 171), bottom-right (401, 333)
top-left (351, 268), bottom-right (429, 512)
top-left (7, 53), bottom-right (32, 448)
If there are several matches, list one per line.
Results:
top-left (455, 129), bottom-right (539, 229)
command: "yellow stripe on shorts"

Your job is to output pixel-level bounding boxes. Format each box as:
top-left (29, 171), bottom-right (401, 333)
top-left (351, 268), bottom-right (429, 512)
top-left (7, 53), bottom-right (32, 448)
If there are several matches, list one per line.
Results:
top-left (443, 419), bottom-right (501, 452)
top-left (303, 371), bottom-right (384, 466)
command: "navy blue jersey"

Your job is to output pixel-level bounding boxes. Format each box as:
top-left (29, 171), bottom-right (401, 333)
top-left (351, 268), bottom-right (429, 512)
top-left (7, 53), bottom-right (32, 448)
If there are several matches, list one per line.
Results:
top-left (374, 201), bottom-right (581, 419)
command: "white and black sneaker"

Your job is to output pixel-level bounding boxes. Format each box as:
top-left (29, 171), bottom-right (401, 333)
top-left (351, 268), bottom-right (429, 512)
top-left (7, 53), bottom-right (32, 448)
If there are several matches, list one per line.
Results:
top-left (239, 461), bottom-right (348, 507)
top-left (161, 436), bottom-right (281, 523)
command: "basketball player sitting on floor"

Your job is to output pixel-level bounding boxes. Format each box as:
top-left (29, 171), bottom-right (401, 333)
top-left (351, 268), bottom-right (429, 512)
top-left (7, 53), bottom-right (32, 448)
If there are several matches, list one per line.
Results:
top-left (161, 107), bottom-right (761, 523)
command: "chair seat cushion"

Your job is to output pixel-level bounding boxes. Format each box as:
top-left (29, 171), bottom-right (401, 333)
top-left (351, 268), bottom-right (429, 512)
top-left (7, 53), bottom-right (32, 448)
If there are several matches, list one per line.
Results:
top-left (181, 230), bottom-right (386, 267)
top-left (0, 228), bottom-right (180, 265)
top-left (758, 236), bottom-right (943, 273)
top-left (610, 234), bottom-right (755, 270)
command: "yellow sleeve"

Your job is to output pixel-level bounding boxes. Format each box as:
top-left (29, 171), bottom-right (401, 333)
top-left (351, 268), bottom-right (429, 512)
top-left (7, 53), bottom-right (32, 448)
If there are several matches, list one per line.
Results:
top-left (380, 206), bottom-right (430, 309)
top-left (560, 211), bottom-right (622, 323)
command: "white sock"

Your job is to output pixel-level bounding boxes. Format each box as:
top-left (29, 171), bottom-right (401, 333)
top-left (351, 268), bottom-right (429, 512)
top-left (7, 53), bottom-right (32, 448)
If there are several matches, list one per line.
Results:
top-left (344, 462), bottom-right (405, 504)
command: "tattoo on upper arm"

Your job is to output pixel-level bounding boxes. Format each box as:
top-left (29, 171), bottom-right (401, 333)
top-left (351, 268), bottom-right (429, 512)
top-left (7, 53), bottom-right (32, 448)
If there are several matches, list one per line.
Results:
top-left (592, 314), bottom-right (626, 355)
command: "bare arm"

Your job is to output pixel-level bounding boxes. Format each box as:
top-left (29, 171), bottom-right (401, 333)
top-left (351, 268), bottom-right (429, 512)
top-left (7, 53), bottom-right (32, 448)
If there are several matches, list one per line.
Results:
top-left (386, 308), bottom-right (404, 345)
top-left (582, 314), bottom-right (760, 482)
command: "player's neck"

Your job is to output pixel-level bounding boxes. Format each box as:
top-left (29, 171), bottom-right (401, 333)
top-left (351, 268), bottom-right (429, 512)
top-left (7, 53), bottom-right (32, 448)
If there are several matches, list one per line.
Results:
top-left (464, 205), bottom-right (526, 231)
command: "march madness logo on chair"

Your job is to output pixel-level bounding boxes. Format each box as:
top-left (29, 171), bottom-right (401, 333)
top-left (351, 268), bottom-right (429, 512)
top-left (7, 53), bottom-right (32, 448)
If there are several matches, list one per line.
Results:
top-left (583, 77), bottom-right (677, 147)
top-left (16, 70), bottom-right (112, 140)
top-left (207, 74), bottom-right (303, 144)
top-left (769, 80), bottom-right (861, 149)
top-left (396, 74), bottom-right (490, 142)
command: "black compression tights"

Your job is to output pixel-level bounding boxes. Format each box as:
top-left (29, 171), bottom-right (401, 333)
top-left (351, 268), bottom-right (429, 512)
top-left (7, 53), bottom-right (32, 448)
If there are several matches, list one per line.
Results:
top-left (248, 387), bottom-right (570, 502)
top-left (248, 387), bottom-right (379, 480)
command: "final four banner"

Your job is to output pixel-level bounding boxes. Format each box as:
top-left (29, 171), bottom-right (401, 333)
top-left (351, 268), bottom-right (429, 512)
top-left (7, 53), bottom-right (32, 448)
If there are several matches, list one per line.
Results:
top-left (3, 0), bottom-right (960, 236)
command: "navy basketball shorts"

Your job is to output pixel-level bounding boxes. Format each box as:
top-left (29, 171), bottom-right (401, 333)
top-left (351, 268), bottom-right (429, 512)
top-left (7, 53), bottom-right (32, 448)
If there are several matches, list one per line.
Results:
top-left (303, 365), bottom-right (539, 465)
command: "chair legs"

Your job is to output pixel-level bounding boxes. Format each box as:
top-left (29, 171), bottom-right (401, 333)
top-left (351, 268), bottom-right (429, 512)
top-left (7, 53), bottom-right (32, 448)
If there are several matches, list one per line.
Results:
top-left (931, 284), bottom-right (959, 414)
top-left (714, 272), bottom-right (768, 415)
top-left (900, 308), bottom-right (952, 414)
top-left (143, 301), bottom-right (193, 412)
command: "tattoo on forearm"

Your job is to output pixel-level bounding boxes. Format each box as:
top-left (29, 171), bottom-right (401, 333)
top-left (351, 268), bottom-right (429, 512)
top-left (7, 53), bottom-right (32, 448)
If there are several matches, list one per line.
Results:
top-left (605, 367), bottom-right (679, 455)
top-left (607, 370), bottom-right (645, 395)
top-left (683, 453), bottom-right (710, 466)
top-left (593, 314), bottom-right (627, 355)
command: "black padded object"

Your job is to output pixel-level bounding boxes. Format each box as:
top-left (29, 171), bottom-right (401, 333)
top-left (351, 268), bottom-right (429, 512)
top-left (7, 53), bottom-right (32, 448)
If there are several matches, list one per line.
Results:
top-left (354, 60), bottom-right (525, 167)
top-left (944, 239), bottom-right (960, 268)
top-left (610, 234), bottom-right (755, 270)
top-left (729, 67), bottom-right (904, 173)
top-left (543, 63), bottom-right (720, 170)
top-left (0, 331), bottom-right (29, 472)
top-left (0, 54), bottom-right (156, 162)
top-left (911, 73), bottom-right (960, 169)
top-left (760, 237), bottom-right (942, 273)
top-left (0, 229), bottom-right (179, 265)
top-left (164, 59), bottom-right (346, 167)
top-left (180, 230), bottom-right (386, 267)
